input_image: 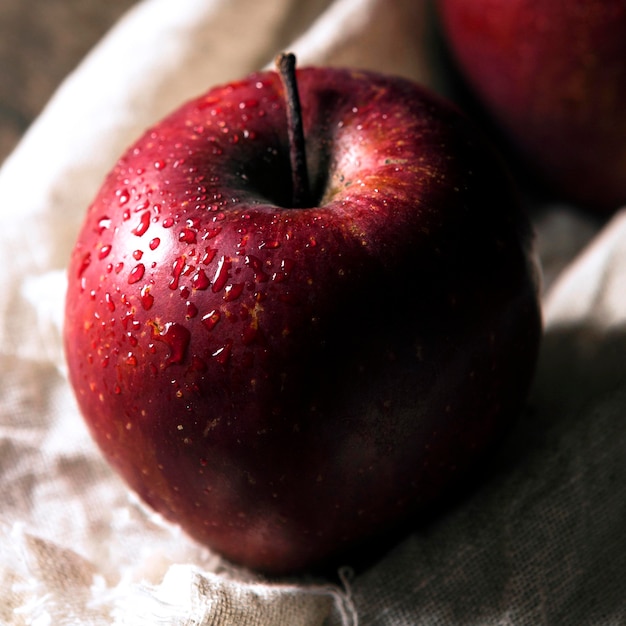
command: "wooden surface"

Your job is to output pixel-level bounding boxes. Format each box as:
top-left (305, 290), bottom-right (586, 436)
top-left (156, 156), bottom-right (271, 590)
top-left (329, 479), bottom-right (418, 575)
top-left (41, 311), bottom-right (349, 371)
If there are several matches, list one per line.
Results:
top-left (0, 0), bottom-right (138, 165)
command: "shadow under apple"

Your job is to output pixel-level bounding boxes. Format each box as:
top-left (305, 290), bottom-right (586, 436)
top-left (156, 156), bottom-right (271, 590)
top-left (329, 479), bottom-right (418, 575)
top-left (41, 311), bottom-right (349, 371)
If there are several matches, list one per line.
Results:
top-left (334, 318), bottom-right (626, 623)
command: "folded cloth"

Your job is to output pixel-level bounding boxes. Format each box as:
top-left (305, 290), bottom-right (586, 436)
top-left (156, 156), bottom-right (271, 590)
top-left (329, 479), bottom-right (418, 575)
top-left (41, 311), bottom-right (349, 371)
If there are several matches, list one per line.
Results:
top-left (1, 0), bottom-right (623, 623)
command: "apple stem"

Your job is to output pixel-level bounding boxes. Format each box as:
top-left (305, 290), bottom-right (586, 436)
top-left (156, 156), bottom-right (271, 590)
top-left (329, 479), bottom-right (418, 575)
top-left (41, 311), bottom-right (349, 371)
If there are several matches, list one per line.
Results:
top-left (276, 52), bottom-right (311, 208)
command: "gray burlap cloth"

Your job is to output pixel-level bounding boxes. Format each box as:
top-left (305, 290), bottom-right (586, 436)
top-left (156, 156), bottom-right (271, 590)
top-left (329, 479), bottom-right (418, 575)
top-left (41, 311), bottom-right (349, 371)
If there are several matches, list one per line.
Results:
top-left (1, 0), bottom-right (623, 623)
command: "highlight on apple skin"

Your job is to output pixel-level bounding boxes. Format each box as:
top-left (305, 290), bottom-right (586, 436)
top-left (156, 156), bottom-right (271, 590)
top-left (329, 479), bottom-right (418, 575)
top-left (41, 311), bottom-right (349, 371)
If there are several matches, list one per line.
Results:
top-left (63, 56), bottom-right (542, 575)
top-left (437, 0), bottom-right (626, 213)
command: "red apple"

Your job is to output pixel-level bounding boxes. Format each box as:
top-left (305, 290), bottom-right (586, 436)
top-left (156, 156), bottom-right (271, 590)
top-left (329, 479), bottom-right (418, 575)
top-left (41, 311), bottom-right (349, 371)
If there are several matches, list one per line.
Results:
top-left (437, 0), bottom-right (626, 212)
top-left (63, 55), bottom-right (541, 574)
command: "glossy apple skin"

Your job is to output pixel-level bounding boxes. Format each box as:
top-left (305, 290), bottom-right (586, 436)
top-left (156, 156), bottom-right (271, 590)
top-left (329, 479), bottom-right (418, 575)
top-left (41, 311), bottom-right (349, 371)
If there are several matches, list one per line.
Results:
top-left (64, 66), bottom-right (541, 574)
top-left (437, 0), bottom-right (626, 212)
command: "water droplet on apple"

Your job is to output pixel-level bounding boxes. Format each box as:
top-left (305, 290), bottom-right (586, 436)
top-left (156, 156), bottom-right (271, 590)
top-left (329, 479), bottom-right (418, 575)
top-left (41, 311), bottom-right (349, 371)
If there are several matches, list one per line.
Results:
top-left (113, 384), bottom-right (122, 395)
top-left (201, 309), bottom-right (220, 331)
top-left (149, 237), bottom-right (161, 250)
top-left (179, 228), bottom-right (197, 244)
top-left (140, 285), bottom-right (154, 310)
top-left (244, 254), bottom-right (262, 272)
top-left (186, 302), bottom-right (199, 319)
top-left (212, 256), bottom-right (231, 292)
top-left (98, 244), bottom-right (112, 260)
top-left (105, 292), bottom-right (115, 312)
top-left (191, 268), bottom-right (210, 290)
top-left (203, 227), bottom-right (222, 240)
top-left (128, 263), bottom-right (145, 284)
top-left (170, 256), bottom-right (185, 290)
top-left (152, 321), bottom-right (191, 367)
top-left (116, 188), bottom-right (130, 205)
top-left (201, 247), bottom-right (217, 265)
top-left (96, 215), bottom-right (111, 235)
top-left (77, 252), bottom-right (91, 277)
top-left (163, 217), bottom-right (175, 229)
top-left (154, 159), bottom-right (166, 170)
top-left (121, 312), bottom-right (133, 330)
top-left (132, 211), bottom-right (151, 237)
top-left (126, 353), bottom-right (137, 366)
top-left (224, 283), bottom-right (244, 302)
top-left (212, 339), bottom-right (233, 365)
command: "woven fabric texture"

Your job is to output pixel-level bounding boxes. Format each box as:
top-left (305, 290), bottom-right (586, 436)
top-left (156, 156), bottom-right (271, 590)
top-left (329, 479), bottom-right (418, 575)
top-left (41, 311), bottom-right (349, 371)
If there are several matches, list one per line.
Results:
top-left (1, 0), bottom-right (623, 623)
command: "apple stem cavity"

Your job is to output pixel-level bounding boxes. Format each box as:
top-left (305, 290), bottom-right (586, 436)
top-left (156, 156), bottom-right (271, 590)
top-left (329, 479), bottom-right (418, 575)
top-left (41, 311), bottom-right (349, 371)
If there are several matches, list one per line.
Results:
top-left (276, 52), bottom-right (312, 208)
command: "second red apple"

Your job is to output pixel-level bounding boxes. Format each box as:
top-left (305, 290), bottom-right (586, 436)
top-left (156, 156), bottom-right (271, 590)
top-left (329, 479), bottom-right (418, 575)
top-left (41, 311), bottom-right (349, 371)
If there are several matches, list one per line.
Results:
top-left (437, 0), bottom-right (626, 213)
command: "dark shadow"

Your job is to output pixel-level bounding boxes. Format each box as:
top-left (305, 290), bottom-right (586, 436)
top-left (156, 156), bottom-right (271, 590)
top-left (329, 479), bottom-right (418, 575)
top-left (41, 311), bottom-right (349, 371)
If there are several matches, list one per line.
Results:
top-left (327, 319), bottom-right (626, 624)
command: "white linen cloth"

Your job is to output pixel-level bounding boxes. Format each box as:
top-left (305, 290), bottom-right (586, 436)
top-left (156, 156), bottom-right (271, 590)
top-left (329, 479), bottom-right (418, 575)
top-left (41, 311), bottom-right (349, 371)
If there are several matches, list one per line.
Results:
top-left (0, 0), bottom-right (623, 623)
